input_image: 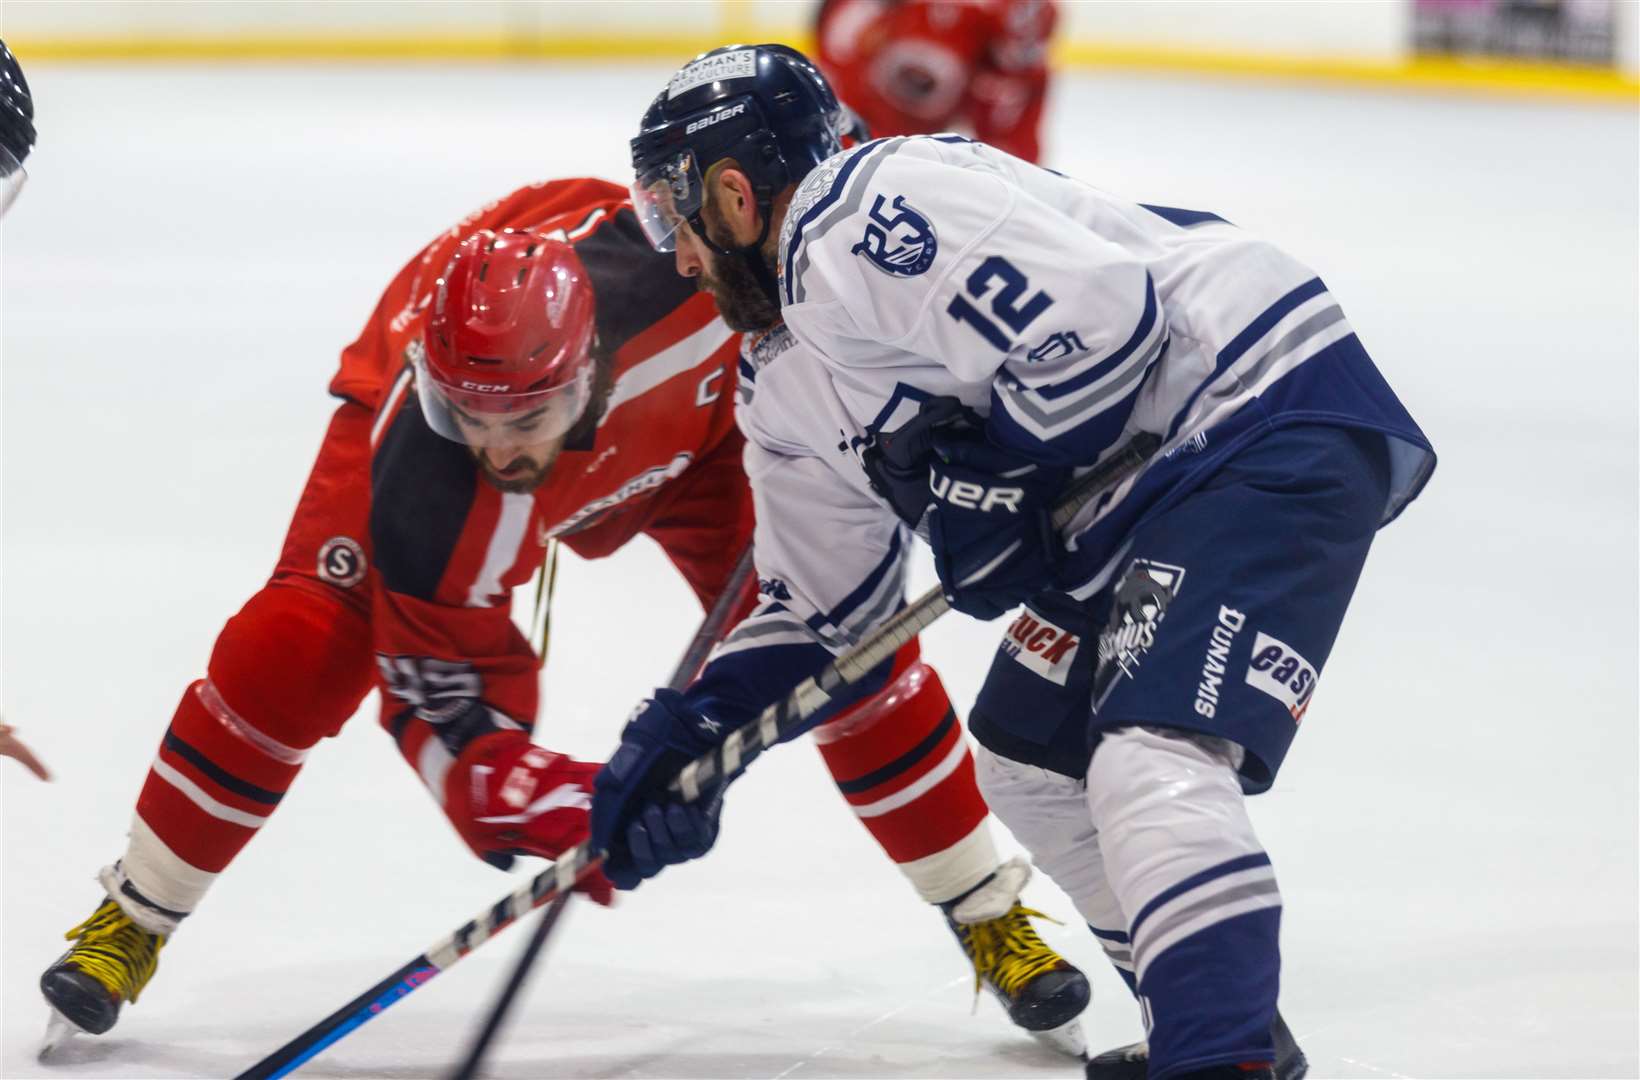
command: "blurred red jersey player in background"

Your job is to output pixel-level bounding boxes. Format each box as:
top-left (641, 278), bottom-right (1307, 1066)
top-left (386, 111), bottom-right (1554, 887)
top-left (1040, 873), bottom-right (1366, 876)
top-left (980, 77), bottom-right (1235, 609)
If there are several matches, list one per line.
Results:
top-left (815, 0), bottom-right (1057, 163)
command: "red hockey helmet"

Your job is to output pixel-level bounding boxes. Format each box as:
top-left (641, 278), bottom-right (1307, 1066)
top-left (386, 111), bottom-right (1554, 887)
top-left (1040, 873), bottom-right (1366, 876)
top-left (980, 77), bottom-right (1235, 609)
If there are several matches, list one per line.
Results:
top-left (414, 229), bottom-right (597, 448)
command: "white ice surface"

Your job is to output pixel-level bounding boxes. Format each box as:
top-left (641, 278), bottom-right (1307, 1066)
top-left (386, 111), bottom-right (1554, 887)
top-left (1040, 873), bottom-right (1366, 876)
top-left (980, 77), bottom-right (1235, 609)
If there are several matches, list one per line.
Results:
top-left (1, 63), bottom-right (1636, 1080)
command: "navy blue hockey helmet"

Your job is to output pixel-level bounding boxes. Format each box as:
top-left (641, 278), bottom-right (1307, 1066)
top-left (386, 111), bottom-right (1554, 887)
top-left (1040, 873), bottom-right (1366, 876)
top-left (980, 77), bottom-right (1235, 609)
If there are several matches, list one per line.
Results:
top-left (0, 40), bottom-right (35, 217)
top-left (629, 43), bottom-right (848, 255)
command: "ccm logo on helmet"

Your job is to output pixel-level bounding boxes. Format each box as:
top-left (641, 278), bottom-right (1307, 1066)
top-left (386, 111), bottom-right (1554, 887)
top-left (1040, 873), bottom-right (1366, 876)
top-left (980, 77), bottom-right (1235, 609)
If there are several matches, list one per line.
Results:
top-left (460, 380), bottom-right (510, 392)
top-left (930, 474), bottom-right (1024, 513)
top-left (686, 103), bottom-right (747, 135)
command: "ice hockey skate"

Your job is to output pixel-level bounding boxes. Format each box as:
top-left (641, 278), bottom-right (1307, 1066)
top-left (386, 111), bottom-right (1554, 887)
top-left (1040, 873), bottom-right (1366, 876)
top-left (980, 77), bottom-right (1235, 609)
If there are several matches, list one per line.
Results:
top-left (944, 857), bottom-right (1090, 1058)
top-left (1084, 1010), bottom-right (1308, 1080)
top-left (38, 896), bottom-right (166, 1055)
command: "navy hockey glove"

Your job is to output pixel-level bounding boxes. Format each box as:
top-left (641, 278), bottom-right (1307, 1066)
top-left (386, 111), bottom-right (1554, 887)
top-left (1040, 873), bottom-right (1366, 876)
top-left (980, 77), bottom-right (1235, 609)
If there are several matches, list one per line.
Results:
top-left (860, 395), bottom-right (976, 528)
top-left (926, 427), bottom-right (1067, 621)
top-left (589, 690), bottom-right (727, 891)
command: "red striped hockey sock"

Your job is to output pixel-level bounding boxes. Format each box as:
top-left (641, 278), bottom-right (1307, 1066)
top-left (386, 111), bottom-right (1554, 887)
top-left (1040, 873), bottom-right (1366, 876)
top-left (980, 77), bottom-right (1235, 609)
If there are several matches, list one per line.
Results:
top-left (113, 584), bottom-right (373, 932)
top-left (813, 659), bottom-right (999, 903)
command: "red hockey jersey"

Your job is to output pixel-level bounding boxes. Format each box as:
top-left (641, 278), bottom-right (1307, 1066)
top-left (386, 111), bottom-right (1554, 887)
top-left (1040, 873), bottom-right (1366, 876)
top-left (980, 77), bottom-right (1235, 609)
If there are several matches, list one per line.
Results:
top-left (332, 179), bottom-right (744, 746)
top-left (816, 0), bottom-right (1057, 163)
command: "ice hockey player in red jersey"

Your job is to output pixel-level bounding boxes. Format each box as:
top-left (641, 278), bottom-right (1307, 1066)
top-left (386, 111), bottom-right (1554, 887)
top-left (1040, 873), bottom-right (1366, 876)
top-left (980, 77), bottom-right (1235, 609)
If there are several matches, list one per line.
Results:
top-left (815, 0), bottom-right (1057, 162)
top-left (37, 177), bottom-right (1089, 1056)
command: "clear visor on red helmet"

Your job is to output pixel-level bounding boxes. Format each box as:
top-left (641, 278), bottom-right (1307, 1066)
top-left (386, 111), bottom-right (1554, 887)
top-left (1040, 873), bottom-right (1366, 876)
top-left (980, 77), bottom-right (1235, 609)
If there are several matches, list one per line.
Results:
top-left (631, 149), bottom-right (704, 253)
top-left (410, 338), bottom-right (594, 450)
top-left (0, 143), bottom-right (25, 219)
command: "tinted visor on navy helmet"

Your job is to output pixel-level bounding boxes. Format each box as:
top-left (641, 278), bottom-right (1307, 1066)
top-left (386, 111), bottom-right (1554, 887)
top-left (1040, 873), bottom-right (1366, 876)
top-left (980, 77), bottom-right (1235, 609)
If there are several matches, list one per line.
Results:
top-left (631, 148), bottom-right (703, 254)
top-left (630, 95), bottom-right (768, 253)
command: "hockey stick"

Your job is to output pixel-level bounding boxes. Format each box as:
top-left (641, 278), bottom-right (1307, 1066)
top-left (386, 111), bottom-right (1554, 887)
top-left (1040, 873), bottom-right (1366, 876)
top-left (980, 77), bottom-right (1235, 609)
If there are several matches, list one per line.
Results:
top-left (447, 891), bottom-right (573, 1080)
top-left (445, 545), bottom-right (757, 1080)
top-left (666, 431), bottom-right (1160, 803)
top-left (235, 434), bottom-right (1154, 1080)
top-left (234, 547), bottom-right (759, 1080)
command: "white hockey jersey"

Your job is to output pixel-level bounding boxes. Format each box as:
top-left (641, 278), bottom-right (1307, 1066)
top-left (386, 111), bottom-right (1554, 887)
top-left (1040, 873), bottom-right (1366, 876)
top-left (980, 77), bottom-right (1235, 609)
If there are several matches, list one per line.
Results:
top-left (680, 134), bottom-right (1433, 730)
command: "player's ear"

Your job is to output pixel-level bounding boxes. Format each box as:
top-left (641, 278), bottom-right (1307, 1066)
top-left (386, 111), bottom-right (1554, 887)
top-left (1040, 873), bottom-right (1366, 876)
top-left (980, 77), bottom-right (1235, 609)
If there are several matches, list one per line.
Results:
top-left (720, 168), bottom-right (759, 231)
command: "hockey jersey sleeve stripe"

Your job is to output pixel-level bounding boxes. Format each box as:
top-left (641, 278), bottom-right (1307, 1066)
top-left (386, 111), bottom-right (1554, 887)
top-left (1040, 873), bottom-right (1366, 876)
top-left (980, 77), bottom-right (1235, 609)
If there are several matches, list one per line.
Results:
top-left (995, 333), bottom-right (1164, 441)
top-left (713, 612), bottom-right (825, 657)
top-left (784, 138), bottom-right (906, 306)
top-left (416, 732), bottom-right (455, 800)
top-left (803, 559), bottom-right (905, 649)
top-left (1166, 282), bottom-right (1346, 444)
top-left (370, 364), bottom-right (414, 449)
top-left (1027, 274), bottom-right (1161, 401)
top-left (601, 317), bottom-right (738, 420)
top-left (986, 272), bottom-right (1165, 461)
top-left (1138, 203), bottom-right (1230, 229)
top-left (990, 382), bottom-right (1144, 466)
top-left (845, 562), bottom-right (908, 643)
top-left (714, 528), bottom-right (903, 659)
top-left (811, 526), bottom-right (904, 636)
top-left (1213, 278), bottom-right (1328, 379)
top-left (685, 639), bottom-right (899, 745)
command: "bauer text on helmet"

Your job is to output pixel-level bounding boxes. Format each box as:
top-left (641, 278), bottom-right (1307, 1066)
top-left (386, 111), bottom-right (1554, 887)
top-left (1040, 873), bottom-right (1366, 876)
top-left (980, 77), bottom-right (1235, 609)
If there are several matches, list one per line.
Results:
top-left (629, 44), bottom-right (847, 255)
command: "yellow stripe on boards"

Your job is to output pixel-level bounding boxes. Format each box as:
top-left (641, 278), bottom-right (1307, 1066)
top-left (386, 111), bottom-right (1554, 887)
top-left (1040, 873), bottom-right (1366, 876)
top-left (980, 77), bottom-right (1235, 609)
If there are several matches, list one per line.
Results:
top-left (1055, 42), bottom-right (1640, 105)
top-left (7, 30), bottom-right (1635, 106)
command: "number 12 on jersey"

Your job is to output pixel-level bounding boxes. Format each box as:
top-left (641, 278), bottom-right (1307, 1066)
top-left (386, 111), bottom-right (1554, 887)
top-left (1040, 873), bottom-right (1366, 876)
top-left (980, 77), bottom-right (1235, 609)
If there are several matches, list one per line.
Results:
top-left (946, 256), bottom-right (1054, 352)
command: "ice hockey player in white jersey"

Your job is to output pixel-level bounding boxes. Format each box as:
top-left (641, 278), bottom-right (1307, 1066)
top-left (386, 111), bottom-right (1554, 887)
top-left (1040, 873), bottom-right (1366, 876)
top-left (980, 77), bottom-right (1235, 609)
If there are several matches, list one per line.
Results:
top-left (590, 44), bottom-right (1435, 1080)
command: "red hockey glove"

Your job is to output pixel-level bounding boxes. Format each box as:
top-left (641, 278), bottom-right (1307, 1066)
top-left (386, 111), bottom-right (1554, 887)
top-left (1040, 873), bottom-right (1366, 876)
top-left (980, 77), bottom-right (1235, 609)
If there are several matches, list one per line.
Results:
top-left (447, 732), bottom-right (614, 905)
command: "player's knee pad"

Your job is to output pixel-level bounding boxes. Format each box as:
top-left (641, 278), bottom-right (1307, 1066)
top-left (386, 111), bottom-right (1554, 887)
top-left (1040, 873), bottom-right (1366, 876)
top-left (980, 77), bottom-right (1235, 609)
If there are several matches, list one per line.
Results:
top-left (207, 580), bottom-right (375, 749)
top-left (1085, 726), bottom-right (1248, 835)
top-left (1085, 726), bottom-right (1264, 903)
top-left (1085, 727), bottom-right (1281, 1065)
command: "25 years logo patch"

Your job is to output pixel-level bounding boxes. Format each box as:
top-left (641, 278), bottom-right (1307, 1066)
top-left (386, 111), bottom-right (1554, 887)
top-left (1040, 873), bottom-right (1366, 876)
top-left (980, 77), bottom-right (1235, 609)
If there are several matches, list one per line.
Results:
top-left (851, 194), bottom-right (937, 276)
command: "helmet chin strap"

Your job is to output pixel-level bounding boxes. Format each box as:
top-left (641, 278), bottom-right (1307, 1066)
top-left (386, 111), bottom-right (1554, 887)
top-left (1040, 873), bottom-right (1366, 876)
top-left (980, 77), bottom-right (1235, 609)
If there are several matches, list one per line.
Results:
top-left (693, 193), bottom-right (781, 311)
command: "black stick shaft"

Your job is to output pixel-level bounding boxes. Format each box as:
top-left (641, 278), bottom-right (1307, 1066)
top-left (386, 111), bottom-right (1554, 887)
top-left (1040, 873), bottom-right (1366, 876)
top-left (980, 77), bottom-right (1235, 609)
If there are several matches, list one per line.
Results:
top-left (445, 893), bottom-right (571, 1080)
top-left (440, 545), bottom-right (758, 1080)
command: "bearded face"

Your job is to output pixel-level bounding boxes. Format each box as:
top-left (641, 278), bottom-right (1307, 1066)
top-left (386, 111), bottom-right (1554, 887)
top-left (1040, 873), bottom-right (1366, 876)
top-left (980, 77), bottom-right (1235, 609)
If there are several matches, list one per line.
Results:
top-left (473, 441), bottom-right (562, 493)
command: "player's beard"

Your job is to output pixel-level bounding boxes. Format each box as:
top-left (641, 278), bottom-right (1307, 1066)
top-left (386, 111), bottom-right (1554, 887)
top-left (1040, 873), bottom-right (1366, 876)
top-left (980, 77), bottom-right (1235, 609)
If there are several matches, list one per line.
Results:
top-left (475, 444), bottom-right (560, 494)
top-left (697, 200), bottom-right (781, 333)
